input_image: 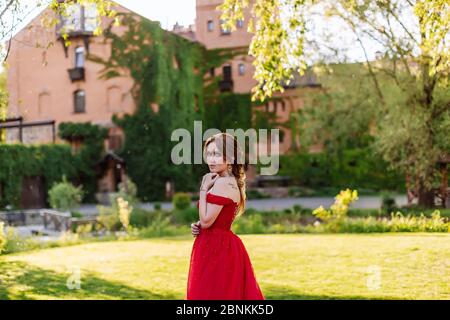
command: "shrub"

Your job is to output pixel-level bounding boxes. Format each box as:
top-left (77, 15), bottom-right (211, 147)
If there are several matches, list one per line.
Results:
top-left (96, 205), bottom-right (121, 232)
top-left (108, 178), bottom-right (139, 207)
top-left (130, 208), bottom-right (152, 227)
top-left (233, 214), bottom-right (265, 234)
top-left (268, 222), bottom-right (303, 234)
top-left (48, 176), bottom-right (83, 211)
top-left (117, 197), bottom-right (132, 231)
top-left (1, 226), bottom-right (42, 254)
top-left (388, 211), bottom-right (449, 232)
top-left (173, 192), bottom-right (191, 210)
top-left (97, 180), bottom-right (137, 233)
top-left (278, 150), bottom-right (404, 192)
top-left (71, 211), bottom-right (83, 218)
top-left (292, 204), bottom-right (303, 214)
top-left (174, 207), bottom-right (198, 224)
top-left (138, 212), bottom-right (188, 238)
top-left (309, 210), bottom-right (450, 233)
top-left (312, 189), bottom-right (359, 222)
top-left (381, 191), bottom-right (397, 214)
top-left (247, 189), bottom-right (270, 199)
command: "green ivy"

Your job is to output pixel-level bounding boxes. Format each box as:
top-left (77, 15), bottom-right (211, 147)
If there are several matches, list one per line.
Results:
top-left (58, 122), bottom-right (108, 202)
top-left (88, 13), bottom-right (274, 201)
top-left (0, 144), bottom-right (77, 208)
top-left (275, 149), bottom-right (405, 192)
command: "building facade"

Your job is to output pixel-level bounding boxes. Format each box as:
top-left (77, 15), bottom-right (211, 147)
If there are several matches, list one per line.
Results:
top-left (5, 0), bottom-right (322, 193)
top-left (189, 0), bottom-right (321, 153)
top-left (5, 3), bottom-right (136, 150)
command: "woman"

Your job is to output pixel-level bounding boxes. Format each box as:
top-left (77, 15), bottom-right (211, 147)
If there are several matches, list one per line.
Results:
top-left (186, 132), bottom-right (265, 300)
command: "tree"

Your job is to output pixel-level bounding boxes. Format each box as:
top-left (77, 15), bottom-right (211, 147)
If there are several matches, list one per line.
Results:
top-left (220, 0), bottom-right (450, 207)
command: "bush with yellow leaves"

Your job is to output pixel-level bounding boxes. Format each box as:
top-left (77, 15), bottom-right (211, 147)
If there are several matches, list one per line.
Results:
top-left (313, 189), bottom-right (359, 222)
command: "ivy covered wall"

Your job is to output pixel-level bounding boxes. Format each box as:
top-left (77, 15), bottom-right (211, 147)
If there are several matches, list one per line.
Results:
top-left (0, 122), bottom-right (107, 208)
top-left (58, 122), bottom-right (108, 202)
top-left (0, 144), bottom-right (77, 208)
top-left (89, 13), bottom-right (267, 201)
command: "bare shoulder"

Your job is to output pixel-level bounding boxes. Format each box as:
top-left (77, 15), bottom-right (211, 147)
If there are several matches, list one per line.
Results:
top-left (211, 177), bottom-right (240, 203)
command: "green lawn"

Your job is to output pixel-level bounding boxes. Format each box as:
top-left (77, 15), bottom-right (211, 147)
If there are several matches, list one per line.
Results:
top-left (0, 233), bottom-right (449, 300)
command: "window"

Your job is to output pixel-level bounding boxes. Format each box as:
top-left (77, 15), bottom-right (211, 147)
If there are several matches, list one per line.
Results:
top-left (209, 67), bottom-right (215, 77)
top-left (281, 100), bottom-right (286, 112)
top-left (74, 90), bottom-right (86, 113)
top-left (220, 20), bottom-right (231, 35)
top-left (279, 130), bottom-right (285, 143)
top-left (207, 20), bottom-right (214, 32)
top-left (75, 46), bottom-right (85, 68)
top-left (63, 4), bottom-right (82, 32)
top-left (38, 92), bottom-right (51, 115)
top-left (59, 3), bottom-right (98, 33)
top-left (222, 65), bottom-right (232, 81)
top-left (107, 86), bottom-right (122, 112)
top-left (236, 19), bottom-right (244, 28)
top-left (238, 63), bottom-right (245, 75)
top-left (83, 3), bottom-right (98, 32)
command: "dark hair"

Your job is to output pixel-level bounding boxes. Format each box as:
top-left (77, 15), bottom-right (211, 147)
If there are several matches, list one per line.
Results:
top-left (203, 133), bottom-right (247, 216)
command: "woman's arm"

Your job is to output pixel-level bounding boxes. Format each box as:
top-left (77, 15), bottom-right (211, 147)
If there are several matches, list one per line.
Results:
top-left (198, 178), bottom-right (229, 229)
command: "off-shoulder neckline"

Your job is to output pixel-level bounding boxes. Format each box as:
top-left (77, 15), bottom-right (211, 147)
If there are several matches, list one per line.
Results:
top-left (206, 192), bottom-right (239, 204)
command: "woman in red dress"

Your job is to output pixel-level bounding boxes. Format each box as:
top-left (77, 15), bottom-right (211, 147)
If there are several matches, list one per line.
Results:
top-left (186, 133), bottom-right (265, 300)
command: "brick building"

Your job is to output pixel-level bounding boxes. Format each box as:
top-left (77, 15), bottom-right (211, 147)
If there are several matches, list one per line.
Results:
top-left (4, 0), bottom-right (321, 195)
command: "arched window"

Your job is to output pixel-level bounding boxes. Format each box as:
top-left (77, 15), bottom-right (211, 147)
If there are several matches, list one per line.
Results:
top-left (38, 92), bottom-right (51, 115)
top-left (75, 46), bottom-right (85, 68)
top-left (220, 20), bottom-right (231, 35)
top-left (238, 63), bottom-right (245, 75)
top-left (74, 90), bottom-right (86, 113)
top-left (207, 20), bottom-right (214, 32)
top-left (107, 86), bottom-right (122, 112)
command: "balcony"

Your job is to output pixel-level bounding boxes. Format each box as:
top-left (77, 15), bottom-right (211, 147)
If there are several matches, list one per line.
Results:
top-left (68, 67), bottom-right (85, 82)
top-left (219, 79), bottom-right (234, 92)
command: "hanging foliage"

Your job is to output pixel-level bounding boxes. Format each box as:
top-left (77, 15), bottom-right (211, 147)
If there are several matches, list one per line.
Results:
top-left (89, 12), bottom-right (269, 201)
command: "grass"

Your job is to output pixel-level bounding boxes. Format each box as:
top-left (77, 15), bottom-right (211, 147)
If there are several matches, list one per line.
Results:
top-left (0, 233), bottom-right (449, 300)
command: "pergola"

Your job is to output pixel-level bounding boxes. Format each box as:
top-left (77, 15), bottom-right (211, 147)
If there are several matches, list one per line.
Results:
top-left (0, 117), bottom-right (56, 143)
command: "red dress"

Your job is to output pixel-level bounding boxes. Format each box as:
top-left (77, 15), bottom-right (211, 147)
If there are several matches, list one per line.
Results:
top-left (186, 192), bottom-right (265, 300)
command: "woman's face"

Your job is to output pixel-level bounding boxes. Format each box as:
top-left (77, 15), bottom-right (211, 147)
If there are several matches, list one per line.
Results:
top-left (205, 142), bottom-right (228, 174)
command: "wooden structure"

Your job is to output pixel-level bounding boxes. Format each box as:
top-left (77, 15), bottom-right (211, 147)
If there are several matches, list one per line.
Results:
top-left (40, 209), bottom-right (105, 233)
top-left (95, 151), bottom-right (127, 193)
top-left (41, 209), bottom-right (72, 232)
top-left (0, 117), bottom-right (56, 143)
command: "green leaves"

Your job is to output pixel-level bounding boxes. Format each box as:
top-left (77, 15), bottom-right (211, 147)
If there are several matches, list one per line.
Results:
top-left (220, 0), bottom-right (308, 101)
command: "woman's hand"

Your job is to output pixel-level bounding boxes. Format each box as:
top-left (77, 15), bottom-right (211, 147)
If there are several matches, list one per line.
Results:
top-left (200, 173), bottom-right (219, 191)
top-left (191, 220), bottom-right (201, 237)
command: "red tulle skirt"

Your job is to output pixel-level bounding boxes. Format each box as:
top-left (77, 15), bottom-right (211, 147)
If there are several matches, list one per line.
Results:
top-left (186, 227), bottom-right (265, 300)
